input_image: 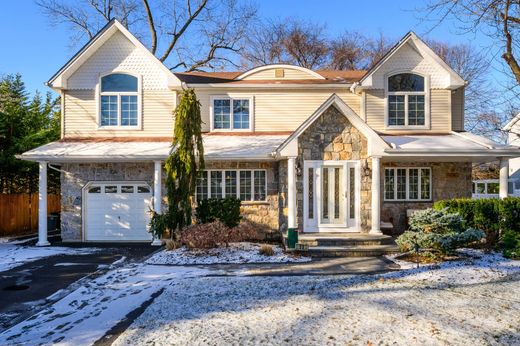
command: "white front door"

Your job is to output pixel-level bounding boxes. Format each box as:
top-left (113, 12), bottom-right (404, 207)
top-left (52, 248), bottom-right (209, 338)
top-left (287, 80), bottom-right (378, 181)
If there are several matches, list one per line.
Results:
top-left (303, 161), bottom-right (360, 232)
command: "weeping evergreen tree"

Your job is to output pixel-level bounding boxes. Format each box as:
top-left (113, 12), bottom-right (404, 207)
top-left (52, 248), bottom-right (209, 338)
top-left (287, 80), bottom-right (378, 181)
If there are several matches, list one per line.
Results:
top-left (164, 89), bottom-right (204, 239)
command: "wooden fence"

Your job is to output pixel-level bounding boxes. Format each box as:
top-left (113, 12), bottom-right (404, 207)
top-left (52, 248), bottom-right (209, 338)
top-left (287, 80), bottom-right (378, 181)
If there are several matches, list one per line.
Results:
top-left (0, 194), bottom-right (61, 236)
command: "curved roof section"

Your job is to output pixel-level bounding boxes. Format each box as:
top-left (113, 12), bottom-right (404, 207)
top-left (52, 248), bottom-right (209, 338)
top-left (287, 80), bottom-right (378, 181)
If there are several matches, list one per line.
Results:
top-left (236, 64), bottom-right (325, 80)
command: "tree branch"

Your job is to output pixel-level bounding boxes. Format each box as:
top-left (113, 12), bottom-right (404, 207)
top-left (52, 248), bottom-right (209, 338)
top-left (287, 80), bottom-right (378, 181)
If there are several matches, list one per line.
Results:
top-left (501, 0), bottom-right (520, 84)
top-left (142, 0), bottom-right (157, 54)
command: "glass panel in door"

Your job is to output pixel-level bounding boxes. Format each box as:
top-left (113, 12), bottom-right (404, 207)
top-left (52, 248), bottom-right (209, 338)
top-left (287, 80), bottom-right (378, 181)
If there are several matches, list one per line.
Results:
top-left (319, 165), bottom-right (344, 225)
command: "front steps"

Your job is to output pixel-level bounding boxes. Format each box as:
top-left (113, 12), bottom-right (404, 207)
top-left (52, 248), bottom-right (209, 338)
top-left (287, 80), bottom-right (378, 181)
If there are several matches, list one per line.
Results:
top-left (291, 232), bottom-right (400, 257)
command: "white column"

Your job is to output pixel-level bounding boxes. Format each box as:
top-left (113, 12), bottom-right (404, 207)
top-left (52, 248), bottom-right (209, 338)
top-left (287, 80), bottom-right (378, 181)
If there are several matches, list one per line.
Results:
top-left (370, 156), bottom-right (382, 235)
top-left (499, 158), bottom-right (509, 199)
top-left (287, 156), bottom-right (297, 230)
top-left (151, 160), bottom-right (163, 246)
top-left (37, 161), bottom-right (50, 246)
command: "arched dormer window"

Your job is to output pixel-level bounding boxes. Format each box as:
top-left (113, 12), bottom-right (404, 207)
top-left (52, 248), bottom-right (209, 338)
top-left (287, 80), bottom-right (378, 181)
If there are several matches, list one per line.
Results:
top-left (387, 73), bottom-right (427, 128)
top-left (99, 73), bottom-right (140, 128)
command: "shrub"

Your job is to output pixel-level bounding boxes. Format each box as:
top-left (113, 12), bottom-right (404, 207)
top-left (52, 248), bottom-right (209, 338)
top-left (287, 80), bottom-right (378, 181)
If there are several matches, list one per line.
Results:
top-left (396, 208), bottom-right (485, 256)
top-left (434, 197), bottom-right (520, 253)
top-left (502, 229), bottom-right (520, 259)
top-left (164, 239), bottom-right (181, 251)
top-left (259, 244), bottom-right (275, 256)
top-left (196, 197), bottom-right (242, 228)
top-left (180, 220), bottom-right (260, 249)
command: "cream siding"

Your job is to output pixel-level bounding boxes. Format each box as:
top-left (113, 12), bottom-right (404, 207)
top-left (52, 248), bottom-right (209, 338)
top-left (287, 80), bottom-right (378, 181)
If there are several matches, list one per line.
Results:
top-left (365, 89), bottom-right (452, 133)
top-left (242, 68), bottom-right (320, 80)
top-left (451, 87), bottom-right (465, 131)
top-left (63, 89), bottom-right (175, 138)
top-left (197, 89), bottom-right (360, 132)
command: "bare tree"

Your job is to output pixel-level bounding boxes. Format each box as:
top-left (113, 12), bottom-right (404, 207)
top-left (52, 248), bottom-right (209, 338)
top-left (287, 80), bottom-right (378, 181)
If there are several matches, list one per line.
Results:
top-left (422, 0), bottom-right (520, 84)
top-left (328, 31), bottom-right (372, 70)
top-left (36, 0), bottom-right (257, 71)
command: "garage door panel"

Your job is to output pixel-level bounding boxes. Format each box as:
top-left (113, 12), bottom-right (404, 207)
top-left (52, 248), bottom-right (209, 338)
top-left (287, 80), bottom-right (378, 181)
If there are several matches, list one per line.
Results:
top-left (85, 182), bottom-right (152, 241)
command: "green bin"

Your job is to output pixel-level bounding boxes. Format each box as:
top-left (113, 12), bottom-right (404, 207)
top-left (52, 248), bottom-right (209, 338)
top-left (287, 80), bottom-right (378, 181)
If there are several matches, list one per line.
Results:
top-left (287, 228), bottom-right (298, 249)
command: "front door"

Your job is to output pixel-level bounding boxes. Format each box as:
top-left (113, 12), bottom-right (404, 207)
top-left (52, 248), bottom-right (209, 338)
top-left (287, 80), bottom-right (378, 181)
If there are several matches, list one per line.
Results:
top-left (303, 161), bottom-right (359, 232)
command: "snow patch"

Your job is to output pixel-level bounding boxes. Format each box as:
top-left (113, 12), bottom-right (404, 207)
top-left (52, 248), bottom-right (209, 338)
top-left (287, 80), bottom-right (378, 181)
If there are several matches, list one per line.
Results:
top-left (146, 242), bottom-right (311, 265)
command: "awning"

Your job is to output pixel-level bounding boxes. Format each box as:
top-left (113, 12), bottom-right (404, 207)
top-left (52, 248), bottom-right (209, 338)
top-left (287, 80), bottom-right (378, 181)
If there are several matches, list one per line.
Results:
top-left (17, 135), bottom-right (289, 162)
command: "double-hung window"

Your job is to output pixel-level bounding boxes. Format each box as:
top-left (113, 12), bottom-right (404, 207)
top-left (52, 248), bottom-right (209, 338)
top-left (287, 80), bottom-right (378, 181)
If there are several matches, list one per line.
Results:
top-left (196, 170), bottom-right (266, 201)
top-left (387, 73), bottom-right (427, 128)
top-left (99, 73), bottom-right (139, 128)
top-left (211, 97), bottom-right (252, 131)
top-left (384, 167), bottom-right (431, 201)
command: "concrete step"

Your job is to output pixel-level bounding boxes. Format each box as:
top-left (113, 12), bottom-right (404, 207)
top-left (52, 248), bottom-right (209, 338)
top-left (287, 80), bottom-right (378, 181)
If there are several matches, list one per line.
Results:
top-left (298, 244), bottom-right (400, 258)
top-left (297, 233), bottom-right (394, 247)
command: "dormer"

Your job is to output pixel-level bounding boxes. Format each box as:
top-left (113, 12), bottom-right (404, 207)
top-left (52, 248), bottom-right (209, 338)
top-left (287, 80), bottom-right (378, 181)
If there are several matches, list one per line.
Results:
top-left (236, 64), bottom-right (326, 81)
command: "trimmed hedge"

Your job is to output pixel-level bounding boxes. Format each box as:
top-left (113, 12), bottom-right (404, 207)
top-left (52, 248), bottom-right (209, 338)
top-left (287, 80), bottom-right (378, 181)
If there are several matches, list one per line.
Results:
top-left (433, 198), bottom-right (520, 258)
top-left (195, 197), bottom-right (242, 228)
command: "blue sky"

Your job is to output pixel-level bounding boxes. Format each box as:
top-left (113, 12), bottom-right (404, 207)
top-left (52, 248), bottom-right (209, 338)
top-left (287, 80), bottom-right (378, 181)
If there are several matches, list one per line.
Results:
top-left (0, 0), bottom-right (500, 96)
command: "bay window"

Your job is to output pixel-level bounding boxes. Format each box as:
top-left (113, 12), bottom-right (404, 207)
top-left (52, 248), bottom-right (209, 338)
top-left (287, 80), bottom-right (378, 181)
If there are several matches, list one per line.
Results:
top-left (99, 73), bottom-right (140, 128)
top-left (211, 97), bottom-right (252, 131)
top-left (384, 167), bottom-right (431, 201)
top-left (196, 170), bottom-right (266, 202)
top-left (387, 73), bottom-right (427, 128)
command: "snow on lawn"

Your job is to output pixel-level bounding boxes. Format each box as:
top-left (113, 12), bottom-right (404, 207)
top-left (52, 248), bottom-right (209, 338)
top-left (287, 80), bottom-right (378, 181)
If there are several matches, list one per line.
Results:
top-left (0, 243), bottom-right (100, 272)
top-left (146, 242), bottom-right (311, 265)
top-left (0, 263), bottom-right (210, 346)
top-left (114, 250), bottom-right (520, 346)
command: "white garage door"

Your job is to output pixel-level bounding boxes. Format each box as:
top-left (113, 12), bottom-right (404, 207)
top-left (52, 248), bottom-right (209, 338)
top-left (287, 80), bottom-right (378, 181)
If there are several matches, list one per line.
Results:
top-left (85, 182), bottom-right (153, 241)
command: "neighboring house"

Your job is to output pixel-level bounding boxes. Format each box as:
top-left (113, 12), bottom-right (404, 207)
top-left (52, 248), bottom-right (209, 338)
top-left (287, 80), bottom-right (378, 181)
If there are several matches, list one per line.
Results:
top-left (504, 113), bottom-right (520, 192)
top-left (19, 20), bottom-right (520, 245)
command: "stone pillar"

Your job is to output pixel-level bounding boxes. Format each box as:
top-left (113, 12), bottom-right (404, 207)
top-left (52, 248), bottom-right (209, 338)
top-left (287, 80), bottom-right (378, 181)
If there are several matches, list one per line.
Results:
top-left (37, 161), bottom-right (50, 246)
top-left (151, 160), bottom-right (163, 246)
top-left (499, 158), bottom-right (509, 199)
top-left (287, 156), bottom-right (297, 229)
top-left (370, 156), bottom-right (382, 235)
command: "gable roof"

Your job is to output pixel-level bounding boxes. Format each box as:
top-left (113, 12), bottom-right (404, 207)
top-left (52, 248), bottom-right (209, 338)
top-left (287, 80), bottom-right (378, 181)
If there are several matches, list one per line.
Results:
top-left (276, 94), bottom-right (390, 157)
top-left (46, 19), bottom-right (181, 90)
top-left (353, 31), bottom-right (466, 91)
top-left (504, 113), bottom-right (520, 131)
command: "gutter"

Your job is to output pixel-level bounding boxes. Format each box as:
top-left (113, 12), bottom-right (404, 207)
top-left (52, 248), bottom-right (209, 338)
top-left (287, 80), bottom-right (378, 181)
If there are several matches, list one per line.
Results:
top-left (384, 148), bottom-right (520, 157)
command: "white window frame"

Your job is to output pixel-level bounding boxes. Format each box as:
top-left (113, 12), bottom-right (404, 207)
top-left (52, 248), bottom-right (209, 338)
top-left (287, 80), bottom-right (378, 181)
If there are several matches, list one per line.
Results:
top-left (384, 167), bottom-right (432, 202)
top-left (97, 72), bottom-right (142, 130)
top-left (384, 71), bottom-right (430, 130)
top-left (195, 169), bottom-right (267, 202)
top-left (209, 95), bottom-right (254, 132)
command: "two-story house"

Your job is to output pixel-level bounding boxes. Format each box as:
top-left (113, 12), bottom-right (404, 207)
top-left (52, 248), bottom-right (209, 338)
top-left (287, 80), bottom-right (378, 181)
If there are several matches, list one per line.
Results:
top-left (20, 20), bottom-right (519, 245)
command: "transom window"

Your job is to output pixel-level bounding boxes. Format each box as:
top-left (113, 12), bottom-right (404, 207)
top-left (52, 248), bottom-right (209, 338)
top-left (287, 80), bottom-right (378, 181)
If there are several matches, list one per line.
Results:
top-left (196, 170), bottom-right (266, 201)
top-left (211, 97), bottom-right (251, 131)
top-left (384, 167), bottom-right (431, 201)
top-left (387, 73), bottom-right (426, 127)
top-left (100, 73), bottom-right (139, 127)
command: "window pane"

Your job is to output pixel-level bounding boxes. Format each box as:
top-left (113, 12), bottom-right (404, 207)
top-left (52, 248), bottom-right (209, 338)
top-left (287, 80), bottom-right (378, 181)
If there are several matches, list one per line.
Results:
top-left (322, 168), bottom-right (329, 219)
top-left (488, 182), bottom-right (499, 194)
top-left (349, 167), bottom-right (355, 219)
top-left (196, 171), bottom-right (208, 201)
top-left (210, 171), bottom-right (222, 198)
top-left (88, 186), bottom-right (101, 193)
top-left (121, 95), bottom-right (138, 126)
top-left (137, 186), bottom-right (150, 193)
top-left (213, 99), bottom-right (231, 129)
top-left (233, 99), bottom-right (250, 129)
top-left (476, 183), bottom-right (485, 193)
top-left (388, 95), bottom-right (405, 126)
top-left (101, 95), bottom-right (118, 126)
top-left (334, 167), bottom-right (340, 219)
top-left (421, 169), bottom-right (431, 199)
top-left (121, 186), bottom-right (134, 193)
top-left (254, 170), bottom-right (266, 201)
top-left (224, 171), bottom-right (237, 198)
top-left (409, 169), bottom-right (419, 199)
top-left (396, 169), bottom-right (407, 200)
top-left (388, 73), bottom-right (424, 92)
top-left (384, 169), bottom-right (395, 200)
top-left (308, 168), bottom-right (314, 219)
top-left (408, 95), bottom-right (425, 126)
top-left (101, 73), bottom-right (138, 92)
top-left (105, 186), bottom-right (117, 193)
top-left (240, 171), bottom-right (252, 201)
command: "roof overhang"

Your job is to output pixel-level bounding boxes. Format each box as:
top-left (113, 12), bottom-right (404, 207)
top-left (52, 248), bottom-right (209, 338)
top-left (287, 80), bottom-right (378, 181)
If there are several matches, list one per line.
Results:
top-left (275, 94), bottom-right (390, 157)
top-left (503, 113), bottom-right (520, 131)
top-left (46, 20), bottom-right (181, 91)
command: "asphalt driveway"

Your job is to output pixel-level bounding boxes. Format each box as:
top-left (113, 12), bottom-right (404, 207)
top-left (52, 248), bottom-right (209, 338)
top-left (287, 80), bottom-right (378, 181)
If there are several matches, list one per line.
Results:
top-left (0, 243), bottom-right (157, 332)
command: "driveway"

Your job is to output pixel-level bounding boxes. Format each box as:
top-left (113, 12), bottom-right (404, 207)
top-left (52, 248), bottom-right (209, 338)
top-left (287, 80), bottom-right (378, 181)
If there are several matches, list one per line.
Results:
top-left (0, 242), bottom-right (156, 332)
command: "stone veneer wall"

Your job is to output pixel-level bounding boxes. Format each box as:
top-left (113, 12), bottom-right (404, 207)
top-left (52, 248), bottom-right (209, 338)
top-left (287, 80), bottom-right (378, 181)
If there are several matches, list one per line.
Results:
top-left (203, 161), bottom-right (280, 235)
top-left (60, 162), bottom-right (155, 241)
top-left (381, 161), bottom-right (473, 234)
top-left (279, 105), bottom-right (373, 232)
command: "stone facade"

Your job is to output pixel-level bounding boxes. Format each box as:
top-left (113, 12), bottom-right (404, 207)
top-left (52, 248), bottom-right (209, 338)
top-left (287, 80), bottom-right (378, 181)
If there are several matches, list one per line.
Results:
top-left (279, 105), bottom-right (373, 232)
top-left (60, 162), bottom-right (155, 241)
top-left (381, 161), bottom-right (473, 234)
